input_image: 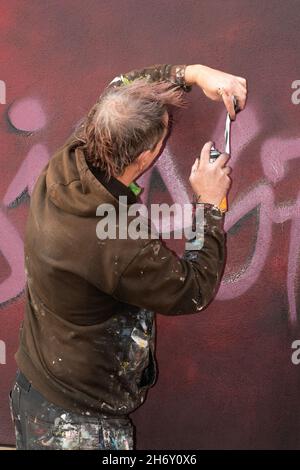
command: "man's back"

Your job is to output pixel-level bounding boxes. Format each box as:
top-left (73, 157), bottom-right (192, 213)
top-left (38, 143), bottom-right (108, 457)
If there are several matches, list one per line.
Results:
top-left (16, 136), bottom-right (157, 416)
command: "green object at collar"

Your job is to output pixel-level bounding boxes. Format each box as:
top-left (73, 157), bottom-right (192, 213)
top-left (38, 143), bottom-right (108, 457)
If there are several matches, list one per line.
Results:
top-left (128, 182), bottom-right (142, 196)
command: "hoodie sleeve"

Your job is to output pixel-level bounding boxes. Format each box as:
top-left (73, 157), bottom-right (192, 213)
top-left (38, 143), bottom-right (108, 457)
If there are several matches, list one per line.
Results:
top-left (113, 204), bottom-right (225, 316)
top-left (107, 64), bottom-right (192, 92)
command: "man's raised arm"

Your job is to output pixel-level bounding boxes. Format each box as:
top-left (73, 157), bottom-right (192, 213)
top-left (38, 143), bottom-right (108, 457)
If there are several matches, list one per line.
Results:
top-left (108, 63), bottom-right (247, 119)
top-left (108, 64), bottom-right (192, 92)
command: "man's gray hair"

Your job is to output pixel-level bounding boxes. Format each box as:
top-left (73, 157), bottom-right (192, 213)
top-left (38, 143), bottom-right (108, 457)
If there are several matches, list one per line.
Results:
top-left (77, 79), bottom-right (185, 178)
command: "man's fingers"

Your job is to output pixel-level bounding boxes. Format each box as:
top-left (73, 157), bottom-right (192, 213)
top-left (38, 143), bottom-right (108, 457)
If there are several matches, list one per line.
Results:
top-left (237, 76), bottom-right (247, 89)
top-left (235, 84), bottom-right (247, 111)
top-left (223, 166), bottom-right (232, 176)
top-left (214, 152), bottom-right (230, 168)
top-left (222, 91), bottom-right (236, 120)
top-left (199, 141), bottom-right (213, 166)
top-left (196, 146), bottom-right (231, 173)
top-left (220, 77), bottom-right (247, 114)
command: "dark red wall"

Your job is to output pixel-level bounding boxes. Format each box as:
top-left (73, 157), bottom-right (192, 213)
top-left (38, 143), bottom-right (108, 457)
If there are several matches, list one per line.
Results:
top-left (1, 0), bottom-right (300, 449)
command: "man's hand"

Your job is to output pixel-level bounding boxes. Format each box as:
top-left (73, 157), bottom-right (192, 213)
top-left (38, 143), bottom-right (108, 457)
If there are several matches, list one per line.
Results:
top-left (189, 141), bottom-right (231, 207)
top-left (185, 64), bottom-right (247, 120)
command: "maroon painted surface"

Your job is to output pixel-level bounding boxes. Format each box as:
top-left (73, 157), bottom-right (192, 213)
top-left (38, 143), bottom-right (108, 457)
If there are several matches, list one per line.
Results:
top-left (1, 0), bottom-right (300, 449)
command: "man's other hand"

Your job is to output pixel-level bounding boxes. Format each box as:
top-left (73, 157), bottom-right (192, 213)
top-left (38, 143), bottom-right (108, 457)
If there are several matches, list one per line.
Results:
top-left (189, 141), bottom-right (231, 207)
top-left (185, 64), bottom-right (247, 120)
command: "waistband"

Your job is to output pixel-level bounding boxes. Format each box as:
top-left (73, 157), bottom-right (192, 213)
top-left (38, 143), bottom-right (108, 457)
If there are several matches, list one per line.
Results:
top-left (14, 370), bottom-right (131, 422)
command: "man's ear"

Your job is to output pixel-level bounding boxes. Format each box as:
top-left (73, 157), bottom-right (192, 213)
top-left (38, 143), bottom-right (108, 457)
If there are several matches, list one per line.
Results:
top-left (135, 149), bottom-right (152, 172)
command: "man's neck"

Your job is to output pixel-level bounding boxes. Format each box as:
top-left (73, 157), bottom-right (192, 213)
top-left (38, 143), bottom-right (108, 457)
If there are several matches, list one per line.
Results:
top-left (116, 168), bottom-right (140, 186)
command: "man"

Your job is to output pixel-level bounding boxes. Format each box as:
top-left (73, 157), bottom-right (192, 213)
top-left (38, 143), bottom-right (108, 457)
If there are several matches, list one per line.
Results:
top-left (10, 64), bottom-right (247, 450)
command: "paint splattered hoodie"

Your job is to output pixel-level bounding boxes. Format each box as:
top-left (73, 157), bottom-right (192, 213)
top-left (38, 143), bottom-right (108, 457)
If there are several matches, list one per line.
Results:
top-left (15, 65), bottom-right (226, 417)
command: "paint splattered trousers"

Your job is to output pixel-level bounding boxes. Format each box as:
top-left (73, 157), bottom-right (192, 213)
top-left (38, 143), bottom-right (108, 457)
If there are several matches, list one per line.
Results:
top-left (9, 371), bottom-right (134, 450)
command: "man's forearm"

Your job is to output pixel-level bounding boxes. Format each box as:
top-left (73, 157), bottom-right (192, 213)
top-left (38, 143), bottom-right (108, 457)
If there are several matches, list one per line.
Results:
top-left (184, 64), bottom-right (205, 86)
top-left (108, 64), bottom-right (192, 92)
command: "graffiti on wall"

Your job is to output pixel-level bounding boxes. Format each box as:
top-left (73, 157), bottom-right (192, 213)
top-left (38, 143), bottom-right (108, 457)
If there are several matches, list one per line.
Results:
top-left (0, 97), bottom-right (50, 306)
top-left (0, 340), bottom-right (5, 365)
top-left (0, 80), bottom-right (5, 105)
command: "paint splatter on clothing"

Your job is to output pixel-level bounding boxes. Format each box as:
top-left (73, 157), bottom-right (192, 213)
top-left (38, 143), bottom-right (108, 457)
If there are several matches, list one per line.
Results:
top-left (9, 371), bottom-right (134, 450)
